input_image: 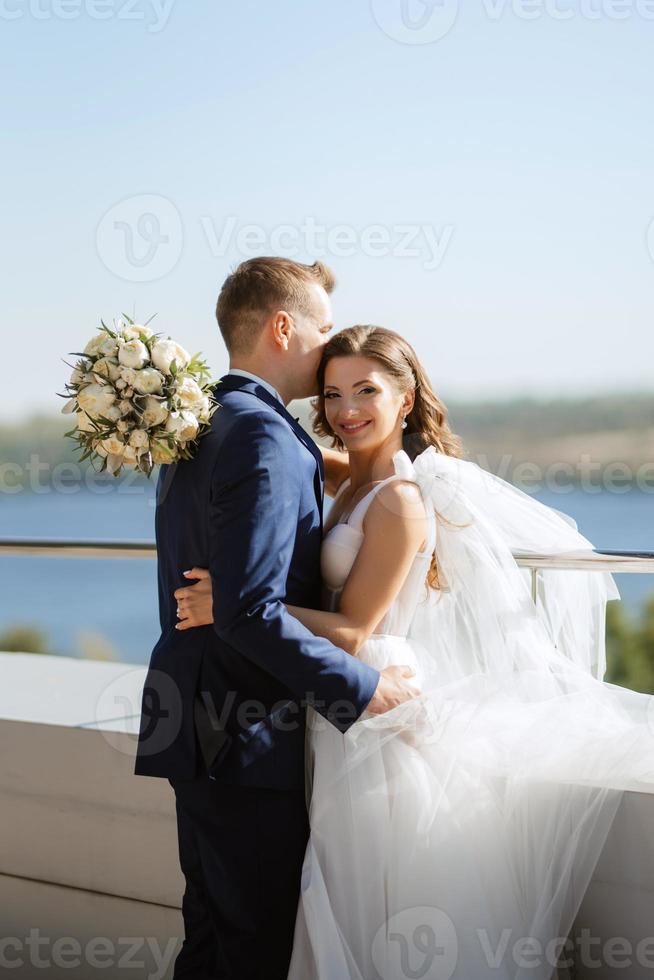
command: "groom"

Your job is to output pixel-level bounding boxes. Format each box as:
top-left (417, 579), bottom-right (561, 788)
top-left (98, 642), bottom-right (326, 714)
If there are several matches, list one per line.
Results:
top-left (135, 257), bottom-right (420, 979)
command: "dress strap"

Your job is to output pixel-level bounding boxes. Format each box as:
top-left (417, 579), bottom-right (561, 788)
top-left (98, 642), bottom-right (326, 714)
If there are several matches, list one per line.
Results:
top-left (347, 476), bottom-right (404, 533)
top-left (332, 477), bottom-right (351, 503)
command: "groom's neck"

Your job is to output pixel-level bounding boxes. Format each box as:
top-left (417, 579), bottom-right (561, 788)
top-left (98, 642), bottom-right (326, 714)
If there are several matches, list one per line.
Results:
top-left (229, 359), bottom-right (291, 405)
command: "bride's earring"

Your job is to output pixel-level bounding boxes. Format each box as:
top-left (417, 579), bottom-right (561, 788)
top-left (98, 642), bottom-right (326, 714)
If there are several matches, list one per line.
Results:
top-left (401, 416), bottom-right (408, 430)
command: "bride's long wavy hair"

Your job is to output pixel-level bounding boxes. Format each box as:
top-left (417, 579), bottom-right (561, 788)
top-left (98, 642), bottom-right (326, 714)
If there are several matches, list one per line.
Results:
top-left (311, 325), bottom-right (464, 591)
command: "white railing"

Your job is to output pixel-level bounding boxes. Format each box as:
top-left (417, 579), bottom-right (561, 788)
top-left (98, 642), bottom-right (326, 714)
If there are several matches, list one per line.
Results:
top-left (2, 538), bottom-right (654, 604)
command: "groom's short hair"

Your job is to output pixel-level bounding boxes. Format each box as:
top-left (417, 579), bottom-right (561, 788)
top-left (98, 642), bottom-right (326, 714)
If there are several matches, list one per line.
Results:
top-left (216, 256), bottom-right (336, 355)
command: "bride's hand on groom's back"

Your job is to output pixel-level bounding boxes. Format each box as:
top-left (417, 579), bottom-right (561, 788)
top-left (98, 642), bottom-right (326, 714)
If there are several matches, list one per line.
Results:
top-left (366, 665), bottom-right (421, 715)
top-left (174, 568), bottom-right (214, 630)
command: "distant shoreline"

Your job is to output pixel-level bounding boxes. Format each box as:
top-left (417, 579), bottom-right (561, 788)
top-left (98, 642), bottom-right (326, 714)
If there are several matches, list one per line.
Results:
top-left (1, 393), bottom-right (652, 490)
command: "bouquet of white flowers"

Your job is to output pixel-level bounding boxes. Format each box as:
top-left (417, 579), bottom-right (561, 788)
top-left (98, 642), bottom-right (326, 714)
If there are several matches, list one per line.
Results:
top-left (60, 317), bottom-right (218, 476)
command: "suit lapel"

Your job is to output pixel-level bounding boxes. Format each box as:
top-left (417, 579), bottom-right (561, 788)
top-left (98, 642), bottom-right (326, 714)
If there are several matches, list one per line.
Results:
top-left (216, 374), bottom-right (325, 523)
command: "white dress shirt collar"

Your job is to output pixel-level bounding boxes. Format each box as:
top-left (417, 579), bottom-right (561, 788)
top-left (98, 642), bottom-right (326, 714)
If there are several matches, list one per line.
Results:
top-left (226, 368), bottom-right (284, 405)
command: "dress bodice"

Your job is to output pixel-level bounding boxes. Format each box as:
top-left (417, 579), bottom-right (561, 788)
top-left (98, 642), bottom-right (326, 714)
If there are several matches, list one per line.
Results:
top-left (320, 469), bottom-right (436, 638)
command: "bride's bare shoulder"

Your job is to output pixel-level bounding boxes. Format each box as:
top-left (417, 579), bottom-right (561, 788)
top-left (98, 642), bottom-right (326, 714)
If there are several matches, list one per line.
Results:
top-left (364, 479), bottom-right (428, 538)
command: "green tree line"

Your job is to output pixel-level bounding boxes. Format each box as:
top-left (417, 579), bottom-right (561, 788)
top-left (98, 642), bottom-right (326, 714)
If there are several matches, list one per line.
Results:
top-left (606, 598), bottom-right (654, 694)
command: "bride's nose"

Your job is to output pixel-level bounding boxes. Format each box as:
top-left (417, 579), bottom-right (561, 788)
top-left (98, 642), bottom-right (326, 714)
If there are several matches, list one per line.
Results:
top-left (339, 400), bottom-right (359, 415)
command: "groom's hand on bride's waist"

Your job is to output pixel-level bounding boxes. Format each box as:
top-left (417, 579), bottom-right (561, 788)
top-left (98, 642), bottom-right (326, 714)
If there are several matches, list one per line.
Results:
top-left (366, 665), bottom-right (421, 715)
top-left (174, 568), bottom-right (214, 630)
top-left (172, 567), bottom-right (421, 718)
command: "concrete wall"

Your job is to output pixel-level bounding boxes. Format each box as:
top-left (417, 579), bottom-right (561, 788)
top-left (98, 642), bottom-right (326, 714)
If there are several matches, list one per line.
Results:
top-left (0, 654), bottom-right (183, 979)
top-left (2, 653), bottom-right (654, 979)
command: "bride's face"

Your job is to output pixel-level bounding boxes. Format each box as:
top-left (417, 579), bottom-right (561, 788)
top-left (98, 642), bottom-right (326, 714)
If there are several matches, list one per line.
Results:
top-left (323, 355), bottom-right (409, 452)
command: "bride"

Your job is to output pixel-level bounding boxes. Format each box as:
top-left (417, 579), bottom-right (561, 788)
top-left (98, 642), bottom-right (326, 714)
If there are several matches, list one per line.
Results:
top-left (176, 324), bottom-right (654, 980)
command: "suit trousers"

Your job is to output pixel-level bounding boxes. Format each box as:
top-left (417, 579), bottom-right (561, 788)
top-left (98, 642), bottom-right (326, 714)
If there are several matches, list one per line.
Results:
top-left (168, 773), bottom-right (310, 980)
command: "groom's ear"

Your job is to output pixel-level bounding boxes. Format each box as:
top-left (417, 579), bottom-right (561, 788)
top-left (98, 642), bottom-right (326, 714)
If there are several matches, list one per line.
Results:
top-left (270, 310), bottom-right (293, 351)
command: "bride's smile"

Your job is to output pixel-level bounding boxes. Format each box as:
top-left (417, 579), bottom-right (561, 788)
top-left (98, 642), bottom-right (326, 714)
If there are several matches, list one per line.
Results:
top-left (339, 419), bottom-right (371, 434)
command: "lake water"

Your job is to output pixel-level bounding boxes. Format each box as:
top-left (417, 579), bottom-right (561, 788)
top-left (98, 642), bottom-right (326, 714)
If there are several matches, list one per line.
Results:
top-left (0, 482), bottom-right (652, 664)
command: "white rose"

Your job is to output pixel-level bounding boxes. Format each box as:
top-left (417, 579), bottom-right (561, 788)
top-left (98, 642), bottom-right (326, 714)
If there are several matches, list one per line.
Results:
top-left (118, 399), bottom-right (133, 415)
top-left (176, 377), bottom-right (204, 409)
top-left (83, 336), bottom-right (102, 357)
top-left (141, 396), bottom-right (169, 428)
top-left (70, 363), bottom-right (92, 386)
top-left (122, 323), bottom-right (154, 341)
top-left (116, 420), bottom-right (130, 433)
top-left (92, 357), bottom-right (121, 382)
top-left (115, 379), bottom-right (127, 391)
top-left (118, 339), bottom-right (149, 370)
top-left (76, 412), bottom-right (97, 433)
top-left (77, 383), bottom-right (116, 417)
top-left (189, 394), bottom-right (211, 421)
top-left (151, 339), bottom-right (191, 375)
top-left (104, 405), bottom-right (122, 423)
top-left (100, 435), bottom-right (125, 456)
top-left (166, 410), bottom-right (199, 443)
top-left (120, 366), bottom-right (137, 385)
top-left (84, 333), bottom-right (119, 358)
top-left (152, 440), bottom-right (177, 465)
top-left (122, 445), bottom-right (138, 465)
top-left (131, 368), bottom-right (164, 395)
top-left (129, 428), bottom-right (150, 451)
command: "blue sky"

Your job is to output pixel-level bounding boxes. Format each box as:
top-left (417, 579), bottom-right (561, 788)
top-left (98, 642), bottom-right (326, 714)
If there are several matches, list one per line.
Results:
top-left (2, 0), bottom-right (653, 421)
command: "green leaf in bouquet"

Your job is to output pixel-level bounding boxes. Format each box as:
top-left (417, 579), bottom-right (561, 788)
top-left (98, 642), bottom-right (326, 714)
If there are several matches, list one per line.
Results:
top-left (95, 416), bottom-right (118, 434)
top-left (106, 453), bottom-right (124, 477)
top-left (100, 320), bottom-right (119, 339)
top-left (138, 453), bottom-right (154, 476)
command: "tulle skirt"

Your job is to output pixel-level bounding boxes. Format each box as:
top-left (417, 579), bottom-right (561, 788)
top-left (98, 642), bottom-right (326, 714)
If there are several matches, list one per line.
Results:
top-left (287, 631), bottom-right (654, 980)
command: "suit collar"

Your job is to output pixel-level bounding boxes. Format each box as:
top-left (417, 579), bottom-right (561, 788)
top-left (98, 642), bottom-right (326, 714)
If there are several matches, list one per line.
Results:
top-left (215, 374), bottom-right (325, 515)
top-left (224, 368), bottom-right (283, 405)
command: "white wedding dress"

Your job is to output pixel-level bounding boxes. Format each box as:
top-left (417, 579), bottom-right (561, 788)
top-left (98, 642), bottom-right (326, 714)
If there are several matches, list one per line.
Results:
top-left (287, 447), bottom-right (654, 980)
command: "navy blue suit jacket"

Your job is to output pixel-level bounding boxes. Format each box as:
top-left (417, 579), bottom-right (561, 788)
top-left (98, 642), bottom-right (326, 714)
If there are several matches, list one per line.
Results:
top-left (134, 373), bottom-right (380, 789)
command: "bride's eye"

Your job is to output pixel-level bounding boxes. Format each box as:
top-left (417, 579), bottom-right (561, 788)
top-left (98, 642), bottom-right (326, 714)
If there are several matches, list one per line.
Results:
top-left (359, 387), bottom-right (376, 395)
top-left (324, 392), bottom-right (339, 399)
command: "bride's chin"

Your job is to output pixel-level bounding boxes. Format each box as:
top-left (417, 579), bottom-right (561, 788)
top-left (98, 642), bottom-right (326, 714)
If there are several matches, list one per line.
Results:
top-left (343, 436), bottom-right (381, 454)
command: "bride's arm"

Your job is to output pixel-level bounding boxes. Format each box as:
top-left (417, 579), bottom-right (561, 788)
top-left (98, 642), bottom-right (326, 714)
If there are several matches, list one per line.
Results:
top-left (174, 480), bottom-right (429, 655)
top-left (320, 445), bottom-right (350, 498)
top-left (287, 481), bottom-right (428, 655)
